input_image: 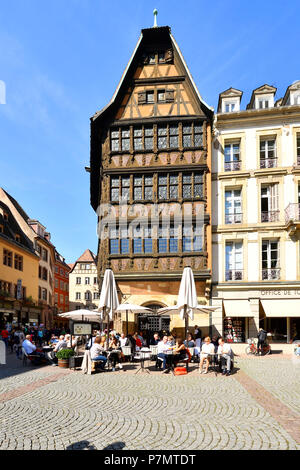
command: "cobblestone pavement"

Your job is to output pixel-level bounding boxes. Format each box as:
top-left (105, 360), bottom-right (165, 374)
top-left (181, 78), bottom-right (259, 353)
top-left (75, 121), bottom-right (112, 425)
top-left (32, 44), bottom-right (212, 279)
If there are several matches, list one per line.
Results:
top-left (0, 353), bottom-right (299, 450)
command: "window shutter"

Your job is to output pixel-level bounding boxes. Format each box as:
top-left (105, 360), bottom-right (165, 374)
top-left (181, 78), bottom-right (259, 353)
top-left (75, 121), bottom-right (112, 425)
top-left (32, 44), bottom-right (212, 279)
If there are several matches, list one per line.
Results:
top-left (165, 90), bottom-right (175, 102)
top-left (138, 92), bottom-right (146, 104)
top-left (165, 48), bottom-right (173, 63)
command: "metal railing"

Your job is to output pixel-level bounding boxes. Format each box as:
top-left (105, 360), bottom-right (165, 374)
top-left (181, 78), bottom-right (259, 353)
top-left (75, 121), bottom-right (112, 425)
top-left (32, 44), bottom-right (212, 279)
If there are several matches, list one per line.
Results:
top-left (261, 211), bottom-right (280, 222)
top-left (225, 213), bottom-right (242, 224)
top-left (225, 269), bottom-right (243, 281)
top-left (261, 268), bottom-right (281, 280)
top-left (224, 161), bottom-right (241, 171)
top-left (260, 158), bottom-right (277, 169)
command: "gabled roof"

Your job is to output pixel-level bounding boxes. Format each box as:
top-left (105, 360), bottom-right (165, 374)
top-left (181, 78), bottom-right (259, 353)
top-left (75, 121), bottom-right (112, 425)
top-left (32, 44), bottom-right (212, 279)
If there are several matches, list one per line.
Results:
top-left (90, 25), bottom-right (213, 210)
top-left (247, 84), bottom-right (277, 109)
top-left (76, 249), bottom-right (96, 263)
top-left (282, 80), bottom-right (300, 105)
top-left (217, 87), bottom-right (243, 112)
top-left (92, 25), bottom-right (213, 124)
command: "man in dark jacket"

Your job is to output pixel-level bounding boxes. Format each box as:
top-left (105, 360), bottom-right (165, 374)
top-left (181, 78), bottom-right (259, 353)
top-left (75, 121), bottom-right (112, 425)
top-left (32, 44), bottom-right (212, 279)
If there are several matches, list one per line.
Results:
top-left (257, 328), bottom-right (267, 354)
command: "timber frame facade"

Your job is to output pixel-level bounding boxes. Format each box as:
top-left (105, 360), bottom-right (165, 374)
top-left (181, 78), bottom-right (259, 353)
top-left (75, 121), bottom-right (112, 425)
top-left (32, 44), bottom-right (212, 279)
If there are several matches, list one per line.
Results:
top-left (90, 26), bottom-right (213, 335)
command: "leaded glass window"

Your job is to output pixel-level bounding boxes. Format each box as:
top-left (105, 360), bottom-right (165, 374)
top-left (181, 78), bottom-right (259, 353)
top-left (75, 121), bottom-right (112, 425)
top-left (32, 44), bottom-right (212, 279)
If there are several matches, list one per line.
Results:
top-left (183, 124), bottom-right (192, 148)
top-left (121, 177), bottom-right (130, 201)
top-left (121, 128), bottom-right (130, 151)
top-left (169, 174), bottom-right (178, 199)
top-left (193, 225), bottom-right (203, 251)
top-left (182, 174), bottom-right (192, 199)
top-left (158, 90), bottom-right (165, 102)
top-left (144, 226), bottom-right (153, 254)
top-left (158, 175), bottom-right (168, 199)
top-left (134, 128), bottom-right (143, 150)
top-left (111, 130), bottom-right (119, 151)
top-left (133, 176), bottom-right (142, 200)
top-left (158, 125), bottom-right (167, 149)
top-left (146, 91), bottom-right (154, 103)
top-left (145, 126), bottom-right (154, 150)
top-left (169, 124), bottom-right (179, 148)
top-left (120, 227), bottom-right (129, 254)
top-left (109, 227), bottom-right (119, 254)
top-left (169, 225), bottom-right (178, 252)
top-left (194, 173), bottom-right (203, 198)
top-left (194, 123), bottom-right (203, 147)
top-left (158, 226), bottom-right (168, 253)
top-left (144, 175), bottom-right (153, 200)
top-left (111, 177), bottom-right (120, 202)
top-left (182, 225), bottom-right (192, 252)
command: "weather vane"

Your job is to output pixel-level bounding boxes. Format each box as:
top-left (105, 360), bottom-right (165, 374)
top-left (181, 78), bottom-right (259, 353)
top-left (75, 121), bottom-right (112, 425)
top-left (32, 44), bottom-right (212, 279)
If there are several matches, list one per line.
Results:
top-left (153, 8), bottom-right (158, 28)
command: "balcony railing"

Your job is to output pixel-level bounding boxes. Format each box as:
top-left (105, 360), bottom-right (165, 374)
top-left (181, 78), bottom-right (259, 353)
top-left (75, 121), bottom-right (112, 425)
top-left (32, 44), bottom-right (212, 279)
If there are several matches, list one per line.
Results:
top-left (224, 161), bottom-right (241, 171)
top-left (261, 211), bottom-right (280, 222)
top-left (260, 158), bottom-right (277, 169)
top-left (262, 268), bottom-right (281, 280)
top-left (225, 213), bottom-right (242, 224)
top-left (225, 269), bottom-right (243, 281)
top-left (285, 203), bottom-right (300, 224)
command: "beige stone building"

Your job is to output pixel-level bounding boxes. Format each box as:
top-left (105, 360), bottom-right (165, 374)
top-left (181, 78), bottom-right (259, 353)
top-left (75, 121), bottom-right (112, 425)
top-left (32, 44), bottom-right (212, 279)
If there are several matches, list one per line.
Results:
top-left (68, 249), bottom-right (99, 311)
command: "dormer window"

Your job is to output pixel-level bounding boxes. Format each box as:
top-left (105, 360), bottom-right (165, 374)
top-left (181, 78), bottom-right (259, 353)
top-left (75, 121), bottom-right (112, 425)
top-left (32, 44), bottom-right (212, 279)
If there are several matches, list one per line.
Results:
top-left (258, 99), bottom-right (270, 109)
top-left (225, 102), bottom-right (235, 113)
top-left (294, 94), bottom-right (300, 105)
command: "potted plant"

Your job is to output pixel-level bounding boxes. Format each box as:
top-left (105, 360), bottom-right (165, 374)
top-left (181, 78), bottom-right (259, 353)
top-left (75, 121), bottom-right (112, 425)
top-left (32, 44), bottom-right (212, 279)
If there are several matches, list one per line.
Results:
top-left (56, 348), bottom-right (75, 368)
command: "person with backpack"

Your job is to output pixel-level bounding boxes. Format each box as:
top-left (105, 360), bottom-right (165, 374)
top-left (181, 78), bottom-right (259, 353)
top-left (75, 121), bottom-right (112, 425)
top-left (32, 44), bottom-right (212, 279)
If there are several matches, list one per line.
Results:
top-left (257, 328), bottom-right (268, 355)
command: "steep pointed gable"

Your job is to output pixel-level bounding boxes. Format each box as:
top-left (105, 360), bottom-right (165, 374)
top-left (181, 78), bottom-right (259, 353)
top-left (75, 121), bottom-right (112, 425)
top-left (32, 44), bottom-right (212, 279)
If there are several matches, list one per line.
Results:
top-left (76, 249), bottom-right (96, 263)
top-left (90, 25), bottom-right (213, 210)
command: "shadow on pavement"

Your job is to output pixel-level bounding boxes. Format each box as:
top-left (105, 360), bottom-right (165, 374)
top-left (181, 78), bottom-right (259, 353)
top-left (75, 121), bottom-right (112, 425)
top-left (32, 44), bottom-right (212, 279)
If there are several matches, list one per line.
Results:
top-left (0, 351), bottom-right (49, 382)
top-left (66, 440), bottom-right (96, 450)
top-left (103, 441), bottom-right (126, 450)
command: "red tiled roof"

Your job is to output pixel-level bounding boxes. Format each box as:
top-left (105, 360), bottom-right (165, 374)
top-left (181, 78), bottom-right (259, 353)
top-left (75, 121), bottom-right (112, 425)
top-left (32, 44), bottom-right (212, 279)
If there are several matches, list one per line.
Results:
top-left (76, 249), bottom-right (96, 263)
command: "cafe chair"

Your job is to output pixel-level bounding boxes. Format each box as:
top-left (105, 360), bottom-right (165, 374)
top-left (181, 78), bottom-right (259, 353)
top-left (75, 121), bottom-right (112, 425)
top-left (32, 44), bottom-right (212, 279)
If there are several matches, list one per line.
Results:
top-left (176, 349), bottom-right (192, 372)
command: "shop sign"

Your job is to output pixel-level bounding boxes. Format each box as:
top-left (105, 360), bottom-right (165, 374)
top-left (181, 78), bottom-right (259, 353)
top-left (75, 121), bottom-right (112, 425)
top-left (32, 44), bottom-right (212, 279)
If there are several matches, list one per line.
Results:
top-left (261, 289), bottom-right (300, 297)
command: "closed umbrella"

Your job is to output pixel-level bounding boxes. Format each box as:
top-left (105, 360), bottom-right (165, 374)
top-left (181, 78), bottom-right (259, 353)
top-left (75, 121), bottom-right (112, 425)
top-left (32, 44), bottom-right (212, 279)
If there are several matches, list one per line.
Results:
top-left (115, 303), bottom-right (153, 337)
top-left (97, 269), bottom-right (119, 348)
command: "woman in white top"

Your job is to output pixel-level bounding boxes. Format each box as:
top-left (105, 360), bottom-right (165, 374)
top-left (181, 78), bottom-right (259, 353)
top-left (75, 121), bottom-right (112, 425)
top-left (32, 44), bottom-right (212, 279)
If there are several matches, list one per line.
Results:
top-left (199, 336), bottom-right (215, 374)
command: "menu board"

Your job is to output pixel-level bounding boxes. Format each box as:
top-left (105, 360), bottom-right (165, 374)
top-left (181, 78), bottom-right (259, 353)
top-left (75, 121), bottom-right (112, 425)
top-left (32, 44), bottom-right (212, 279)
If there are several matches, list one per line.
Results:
top-left (72, 323), bottom-right (92, 336)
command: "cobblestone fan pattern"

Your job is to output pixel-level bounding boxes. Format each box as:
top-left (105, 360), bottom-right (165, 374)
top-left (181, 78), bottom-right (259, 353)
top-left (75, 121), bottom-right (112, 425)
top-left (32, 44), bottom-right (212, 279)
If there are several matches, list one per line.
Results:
top-left (0, 356), bottom-right (299, 450)
top-left (234, 357), bottom-right (300, 416)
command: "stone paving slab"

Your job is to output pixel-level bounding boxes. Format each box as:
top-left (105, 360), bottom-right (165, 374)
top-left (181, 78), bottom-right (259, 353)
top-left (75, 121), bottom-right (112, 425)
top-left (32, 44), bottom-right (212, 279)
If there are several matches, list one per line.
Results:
top-left (0, 355), bottom-right (299, 450)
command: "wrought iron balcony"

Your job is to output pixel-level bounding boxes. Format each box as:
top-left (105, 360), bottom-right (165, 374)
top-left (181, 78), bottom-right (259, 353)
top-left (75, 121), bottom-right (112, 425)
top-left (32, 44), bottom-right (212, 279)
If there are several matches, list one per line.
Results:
top-left (285, 203), bottom-right (300, 224)
top-left (225, 269), bottom-right (243, 281)
top-left (260, 158), bottom-right (277, 169)
top-left (224, 161), bottom-right (241, 171)
top-left (261, 211), bottom-right (280, 223)
top-left (261, 268), bottom-right (281, 281)
top-left (225, 213), bottom-right (242, 224)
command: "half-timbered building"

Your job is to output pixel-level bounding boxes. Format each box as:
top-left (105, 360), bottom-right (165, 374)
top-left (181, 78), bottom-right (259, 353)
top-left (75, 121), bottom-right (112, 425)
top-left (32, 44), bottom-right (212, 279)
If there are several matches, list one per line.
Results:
top-left (89, 25), bottom-right (213, 337)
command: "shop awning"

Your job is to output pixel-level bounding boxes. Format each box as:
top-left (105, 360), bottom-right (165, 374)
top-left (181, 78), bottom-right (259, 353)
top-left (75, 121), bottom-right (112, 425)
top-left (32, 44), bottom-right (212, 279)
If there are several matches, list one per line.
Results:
top-left (223, 300), bottom-right (253, 317)
top-left (260, 299), bottom-right (300, 317)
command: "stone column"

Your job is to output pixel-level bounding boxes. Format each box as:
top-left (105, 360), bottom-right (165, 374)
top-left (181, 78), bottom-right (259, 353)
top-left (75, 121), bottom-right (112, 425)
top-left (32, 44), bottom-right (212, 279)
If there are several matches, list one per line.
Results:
top-left (248, 298), bottom-right (259, 339)
top-left (211, 298), bottom-right (223, 337)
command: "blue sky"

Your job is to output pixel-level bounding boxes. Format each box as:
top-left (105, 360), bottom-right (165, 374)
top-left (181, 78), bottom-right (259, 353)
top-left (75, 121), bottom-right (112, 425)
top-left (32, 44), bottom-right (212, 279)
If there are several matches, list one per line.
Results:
top-left (0, 0), bottom-right (299, 263)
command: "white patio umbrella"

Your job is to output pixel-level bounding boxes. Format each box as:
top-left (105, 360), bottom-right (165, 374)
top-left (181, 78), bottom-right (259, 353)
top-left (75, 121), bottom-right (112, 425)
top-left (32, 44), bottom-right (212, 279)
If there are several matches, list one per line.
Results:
top-left (58, 310), bottom-right (102, 323)
top-left (115, 303), bottom-right (154, 336)
top-left (158, 267), bottom-right (215, 340)
top-left (97, 269), bottom-right (119, 347)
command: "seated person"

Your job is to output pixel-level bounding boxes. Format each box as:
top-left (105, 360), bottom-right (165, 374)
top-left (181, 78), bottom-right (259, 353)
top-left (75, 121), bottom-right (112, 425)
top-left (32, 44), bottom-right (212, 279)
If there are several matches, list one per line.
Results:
top-left (50, 335), bottom-right (59, 345)
top-left (167, 335), bottom-right (175, 347)
top-left (217, 338), bottom-right (232, 376)
top-left (150, 332), bottom-right (160, 346)
top-left (54, 335), bottom-right (68, 353)
top-left (108, 337), bottom-right (123, 371)
top-left (22, 335), bottom-right (45, 364)
top-left (119, 333), bottom-right (129, 348)
top-left (157, 335), bottom-right (170, 372)
top-left (173, 338), bottom-right (187, 367)
top-left (199, 336), bottom-right (215, 374)
top-left (294, 343), bottom-right (300, 356)
top-left (184, 333), bottom-right (195, 348)
top-left (90, 336), bottom-right (107, 370)
top-left (133, 333), bottom-right (142, 350)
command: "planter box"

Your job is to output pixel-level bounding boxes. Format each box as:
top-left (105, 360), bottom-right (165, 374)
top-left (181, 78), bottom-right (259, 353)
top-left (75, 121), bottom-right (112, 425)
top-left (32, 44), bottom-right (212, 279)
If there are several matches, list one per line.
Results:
top-left (58, 358), bottom-right (69, 368)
